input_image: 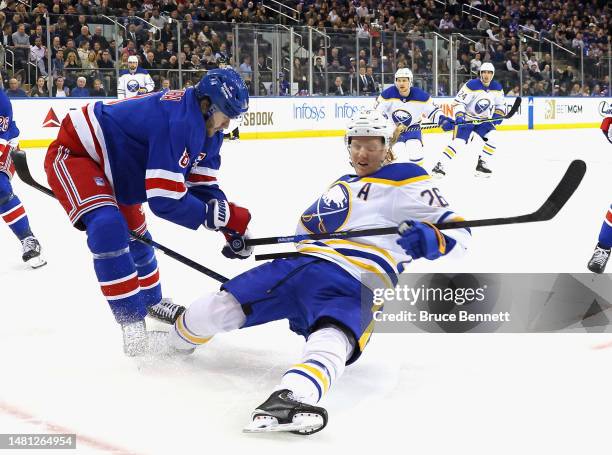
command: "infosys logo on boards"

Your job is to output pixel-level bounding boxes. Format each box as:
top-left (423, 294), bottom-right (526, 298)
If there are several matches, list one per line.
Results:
top-left (292, 102), bottom-right (371, 121)
top-left (293, 103), bottom-right (326, 121)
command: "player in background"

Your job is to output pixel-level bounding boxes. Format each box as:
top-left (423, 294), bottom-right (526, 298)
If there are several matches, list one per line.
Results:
top-left (164, 110), bottom-right (471, 434)
top-left (374, 67), bottom-right (454, 166)
top-left (0, 90), bottom-right (46, 268)
top-left (117, 55), bottom-right (155, 99)
top-left (44, 68), bottom-right (251, 356)
top-left (587, 117), bottom-right (612, 273)
top-left (431, 62), bottom-right (506, 178)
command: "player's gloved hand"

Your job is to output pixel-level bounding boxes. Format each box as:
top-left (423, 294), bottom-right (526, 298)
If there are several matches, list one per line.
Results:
top-left (221, 228), bottom-right (253, 260)
top-left (396, 220), bottom-right (446, 260)
top-left (204, 199), bottom-right (251, 234)
top-left (601, 117), bottom-right (612, 144)
top-left (438, 115), bottom-right (455, 131)
top-left (491, 111), bottom-right (504, 126)
top-left (454, 112), bottom-right (466, 125)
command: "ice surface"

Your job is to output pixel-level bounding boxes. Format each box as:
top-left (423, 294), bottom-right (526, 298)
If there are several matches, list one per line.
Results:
top-left (1, 129), bottom-right (611, 454)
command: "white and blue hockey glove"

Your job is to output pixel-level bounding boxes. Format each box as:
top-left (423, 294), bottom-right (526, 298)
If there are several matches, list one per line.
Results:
top-left (396, 220), bottom-right (446, 260)
top-left (221, 229), bottom-right (253, 260)
top-left (438, 115), bottom-right (455, 132)
top-left (491, 112), bottom-right (504, 126)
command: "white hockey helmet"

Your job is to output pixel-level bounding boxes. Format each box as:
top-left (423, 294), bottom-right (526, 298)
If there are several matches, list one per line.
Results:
top-left (479, 62), bottom-right (495, 75)
top-left (395, 67), bottom-right (413, 81)
top-left (344, 109), bottom-right (395, 151)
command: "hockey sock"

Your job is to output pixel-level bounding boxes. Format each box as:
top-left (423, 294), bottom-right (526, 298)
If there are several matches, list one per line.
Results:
top-left (0, 173), bottom-right (33, 240)
top-left (82, 206), bottom-right (146, 324)
top-left (276, 326), bottom-right (352, 405)
top-left (170, 290), bottom-right (246, 350)
top-left (129, 230), bottom-right (162, 308)
top-left (441, 140), bottom-right (461, 162)
top-left (482, 141), bottom-right (496, 157)
top-left (598, 205), bottom-right (612, 249)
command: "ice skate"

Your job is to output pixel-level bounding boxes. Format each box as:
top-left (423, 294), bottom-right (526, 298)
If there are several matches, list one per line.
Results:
top-left (121, 320), bottom-right (148, 356)
top-left (243, 389), bottom-right (328, 435)
top-left (475, 156), bottom-right (492, 178)
top-left (21, 235), bottom-right (47, 269)
top-left (431, 161), bottom-right (446, 178)
top-left (147, 298), bottom-right (185, 324)
top-left (587, 244), bottom-right (610, 274)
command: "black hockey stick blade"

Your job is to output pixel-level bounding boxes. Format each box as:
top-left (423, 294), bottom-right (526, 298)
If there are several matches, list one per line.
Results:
top-left (247, 159), bottom-right (586, 248)
top-left (11, 150), bottom-right (229, 283)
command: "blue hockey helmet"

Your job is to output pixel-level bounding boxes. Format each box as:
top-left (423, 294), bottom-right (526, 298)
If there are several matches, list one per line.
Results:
top-left (195, 68), bottom-right (249, 119)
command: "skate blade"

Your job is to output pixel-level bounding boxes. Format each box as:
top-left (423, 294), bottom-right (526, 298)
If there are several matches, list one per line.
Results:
top-left (26, 256), bottom-right (47, 269)
top-left (431, 173), bottom-right (446, 179)
top-left (145, 331), bottom-right (195, 357)
top-left (243, 414), bottom-right (323, 434)
top-left (474, 171), bottom-right (491, 178)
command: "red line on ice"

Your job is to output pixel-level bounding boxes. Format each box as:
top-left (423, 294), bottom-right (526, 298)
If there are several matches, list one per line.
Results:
top-left (0, 400), bottom-right (144, 455)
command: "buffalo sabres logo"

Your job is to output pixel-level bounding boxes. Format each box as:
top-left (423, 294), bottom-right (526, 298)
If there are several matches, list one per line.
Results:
top-left (392, 109), bottom-right (412, 126)
top-left (474, 98), bottom-right (491, 114)
top-left (127, 79), bottom-right (140, 93)
top-left (301, 182), bottom-right (352, 234)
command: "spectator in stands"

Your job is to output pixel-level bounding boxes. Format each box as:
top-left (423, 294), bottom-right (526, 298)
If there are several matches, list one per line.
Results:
top-left (29, 76), bottom-right (48, 97)
top-left (11, 24), bottom-right (30, 72)
top-left (71, 76), bottom-right (90, 97)
top-left (64, 52), bottom-right (81, 85)
top-left (470, 53), bottom-right (482, 73)
top-left (239, 55), bottom-right (253, 79)
top-left (75, 26), bottom-right (92, 49)
top-left (331, 76), bottom-right (346, 96)
top-left (29, 36), bottom-right (48, 77)
top-left (365, 66), bottom-right (379, 94)
top-left (91, 26), bottom-right (110, 51)
top-left (161, 78), bottom-right (170, 90)
top-left (52, 76), bottom-right (69, 97)
top-left (1, 24), bottom-right (13, 47)
top-left (90, 79), bottom-right (107, 97)
top-left (439, 12), bottom-right (455, 31)
top-left (278, 72), bottom-right (290, 96)
top-left (6, 78), bottom-right (27, 97)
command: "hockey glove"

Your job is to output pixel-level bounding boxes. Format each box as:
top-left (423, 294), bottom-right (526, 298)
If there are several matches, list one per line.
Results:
top-left (438, 115), bottom-right (455, 131)
top-left (204, 200), bottom-right (251, 235)
top-left (454, 112), bottom-right (466, 125)
top-left (396, 220), bottom-right (446, 260)
top-left (601, 117), bottom-right (612, 144)
top-left (221, 228), bottom-right (253, 260)
top-left (491, 111), bottom-right (504, 126)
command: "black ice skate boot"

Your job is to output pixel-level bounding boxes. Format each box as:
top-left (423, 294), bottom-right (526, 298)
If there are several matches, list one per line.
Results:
top-left (475, 156), bottom-right (492, 178)
top-left (587, 244), bottom-right (611, 274)
top-left (21, 235), bottom-right (47, 269)
top-left (243, 389), bottom-right (328, 435)
top-left (147, 298), bottom-right (186, 324)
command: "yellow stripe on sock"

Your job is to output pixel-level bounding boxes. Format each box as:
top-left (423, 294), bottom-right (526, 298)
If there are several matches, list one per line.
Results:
top-left (294, 363), bottom-right (330, 392)
top-left (175, 313), bottom-right (212, 345)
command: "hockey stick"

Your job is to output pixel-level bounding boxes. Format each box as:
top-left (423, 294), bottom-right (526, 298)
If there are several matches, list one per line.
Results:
top-left (402, 96), bottom-right (522, 133)
top-left (10, 150), bottom-right (229, 283)
top-left (245, 159), bottom-right (586, 253)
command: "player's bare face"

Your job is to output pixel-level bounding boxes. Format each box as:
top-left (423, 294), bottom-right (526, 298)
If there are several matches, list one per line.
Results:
top-left (480, 71), bottom-right (493, 85)
top-left (350, 136), bottom-right (387, 177)
top-left (206, 110), bottom-right (231, 136)
top-left (395, 78), bottom-right (411, 96)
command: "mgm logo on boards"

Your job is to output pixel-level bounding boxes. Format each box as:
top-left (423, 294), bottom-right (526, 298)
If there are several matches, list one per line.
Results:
top-left (544, 99), bottom-right (583, 119)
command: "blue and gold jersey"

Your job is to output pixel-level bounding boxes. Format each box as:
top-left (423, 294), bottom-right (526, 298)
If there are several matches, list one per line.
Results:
top-left (296, 162), bottom-right (471, 289)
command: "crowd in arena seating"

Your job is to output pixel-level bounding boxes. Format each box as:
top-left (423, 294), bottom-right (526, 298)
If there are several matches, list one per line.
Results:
top-left (0, 0), bottom-right (608, 97)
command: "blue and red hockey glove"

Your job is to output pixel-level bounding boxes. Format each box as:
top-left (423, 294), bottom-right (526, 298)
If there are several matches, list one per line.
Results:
top-left (601, 117), bottom-right (612, 144)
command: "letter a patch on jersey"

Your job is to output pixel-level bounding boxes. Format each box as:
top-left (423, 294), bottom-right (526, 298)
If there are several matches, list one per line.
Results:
top-left (357, 183), bottom-right (372, 200)
top-left (179, 149), bottom-right (190, 168)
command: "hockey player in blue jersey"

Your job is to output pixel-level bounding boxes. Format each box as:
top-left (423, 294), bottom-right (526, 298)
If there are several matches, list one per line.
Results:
top-left (587, 117), bottom-right (612, 273)
top-left (374, 68), bottom-right (454, 166)
top-left (432, 62), bottom-right (507, 178)
top-left (0, 90), bottom-right (46, 268)
top-left (44, 68), bottom-right (251, 356)
top-left (163, 110), bottom-right (471, 434)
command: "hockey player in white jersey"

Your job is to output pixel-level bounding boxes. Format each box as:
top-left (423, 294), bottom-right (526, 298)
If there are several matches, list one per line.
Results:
top-left (375, 68), bottom-right (454, 166)
top-left (117, 55), bottom-right (155, 99)
top-left (432, 62), bottom-right (506, 178)
top-left (164, 110), bottom-right (471, 434)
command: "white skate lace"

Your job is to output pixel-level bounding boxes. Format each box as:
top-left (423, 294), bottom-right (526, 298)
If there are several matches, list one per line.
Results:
top-left (21, 236), bottom-right (39, 254)
top-left (153, 300), bottom-right (181, 319)
top-left (592, 248), bottom-right (610, 266)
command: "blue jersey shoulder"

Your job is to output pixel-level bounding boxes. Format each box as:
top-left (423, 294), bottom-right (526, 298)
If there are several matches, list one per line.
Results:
top-left (466, 79), bottom-right (485, 91)
top-left (119, 68), bottom-right (149, 76)
top-left (368, 162), bottom-right (428, 182)
top-left (407, 86), bottom-right (430, 102)
top-left (380, 86), bottom-right (401, 100)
